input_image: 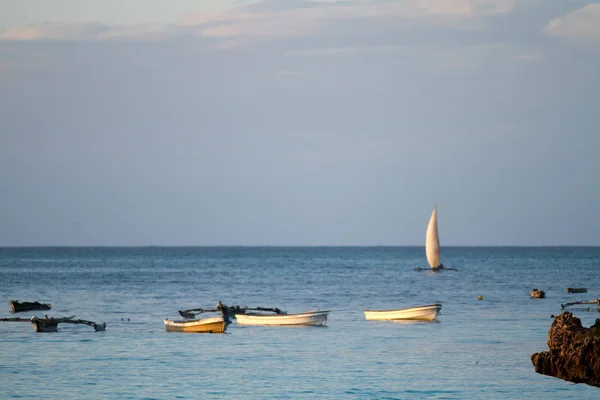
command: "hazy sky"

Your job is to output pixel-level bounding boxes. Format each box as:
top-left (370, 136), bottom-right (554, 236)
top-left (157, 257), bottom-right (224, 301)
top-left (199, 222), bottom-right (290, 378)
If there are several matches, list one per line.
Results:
top-left (1, 0), bottom-right (599, 246)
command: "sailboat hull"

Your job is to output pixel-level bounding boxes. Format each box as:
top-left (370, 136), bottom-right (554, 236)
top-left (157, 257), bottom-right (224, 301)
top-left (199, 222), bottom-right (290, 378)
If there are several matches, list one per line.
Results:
top-left (364, 304), bottom-right (441, 321)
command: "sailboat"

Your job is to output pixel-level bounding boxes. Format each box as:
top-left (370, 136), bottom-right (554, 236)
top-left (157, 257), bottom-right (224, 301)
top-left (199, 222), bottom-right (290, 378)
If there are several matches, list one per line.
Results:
top-left (415, 205), bottom-right (457, 272)
top-left (426, 205), bottom-right (444, 271)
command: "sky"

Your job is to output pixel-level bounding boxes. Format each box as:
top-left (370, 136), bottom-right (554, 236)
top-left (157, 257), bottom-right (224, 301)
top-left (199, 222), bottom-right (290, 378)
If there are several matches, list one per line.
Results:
top-left (0, 0), bottom-right (599, 246)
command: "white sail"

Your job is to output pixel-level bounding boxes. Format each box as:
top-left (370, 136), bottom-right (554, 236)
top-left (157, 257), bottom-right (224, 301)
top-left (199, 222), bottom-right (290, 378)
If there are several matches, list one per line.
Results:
top-left (425, 205), bottom-right (441, 269)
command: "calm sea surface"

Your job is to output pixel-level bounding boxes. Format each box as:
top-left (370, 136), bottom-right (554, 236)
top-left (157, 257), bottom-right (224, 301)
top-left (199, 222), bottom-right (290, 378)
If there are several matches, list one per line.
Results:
top-left (1, 247), bottom-right (599, 399)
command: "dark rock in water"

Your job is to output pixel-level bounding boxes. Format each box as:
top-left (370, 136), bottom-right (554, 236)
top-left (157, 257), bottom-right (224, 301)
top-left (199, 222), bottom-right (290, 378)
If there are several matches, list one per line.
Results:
top-left (531, 312), bottom-right (600, 387)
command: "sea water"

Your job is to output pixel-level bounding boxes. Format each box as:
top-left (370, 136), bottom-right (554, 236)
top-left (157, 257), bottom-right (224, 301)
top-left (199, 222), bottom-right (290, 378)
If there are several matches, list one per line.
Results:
top-left (0, 247), bottom-right (599, 399)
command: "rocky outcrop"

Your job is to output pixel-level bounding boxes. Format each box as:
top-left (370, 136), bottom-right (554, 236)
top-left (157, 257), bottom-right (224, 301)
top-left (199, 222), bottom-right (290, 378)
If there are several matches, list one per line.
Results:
top-left (531, 312), bottom-right (600, 387)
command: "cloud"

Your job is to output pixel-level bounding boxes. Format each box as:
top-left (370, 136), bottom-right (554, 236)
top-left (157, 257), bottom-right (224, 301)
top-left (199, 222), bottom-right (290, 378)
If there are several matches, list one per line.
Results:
top-left (275, 69), bottom-right (308, 77)
top-left (410, 0), bottom-right (515, 17)
top-left (0, 23), bottom-right (176, 41)
top-left (284, 45), bottom-right (410, 57)
top-left (0, 0), bottom-right (516, 42)
top-left (513, 54), bottom-right (540, 61)
top-left (0, 24), bottom-right (108, 41)
top-left (95, 24), bottom-right (176, 40)
top-left (193, 16), bottom-right (317, 40)
top-left (284, 43), bottom-right (529, 71)
top-left (543, 3), bottom-right (600, 43)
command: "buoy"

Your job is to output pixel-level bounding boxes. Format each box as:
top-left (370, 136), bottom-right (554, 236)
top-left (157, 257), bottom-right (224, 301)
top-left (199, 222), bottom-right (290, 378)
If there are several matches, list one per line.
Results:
top-left (477, 295), bottom-right (483, 301)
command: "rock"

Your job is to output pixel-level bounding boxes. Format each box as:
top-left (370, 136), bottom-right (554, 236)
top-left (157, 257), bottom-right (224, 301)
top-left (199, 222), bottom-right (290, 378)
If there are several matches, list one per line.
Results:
top-left (531, 312), bottom-right (600, 387)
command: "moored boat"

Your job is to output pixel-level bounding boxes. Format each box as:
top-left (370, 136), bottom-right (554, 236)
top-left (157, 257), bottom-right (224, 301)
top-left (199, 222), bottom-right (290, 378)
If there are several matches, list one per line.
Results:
top-left (10, 300), bottom-right (51, 313)
top-left (27, 316), bottom-right (106, 332)
top-left (530, 289), bottom-right (545, 299)
top-left (235, 310), bottom-right (329, 326)
top-left (178, 302), bottom-right (285, 323)
top-left (561, 298), bottom-right (600, 310)
top-left (164, 316), bottom-right (226, 333)
top-left (364, 303), bottom-right (442, 321)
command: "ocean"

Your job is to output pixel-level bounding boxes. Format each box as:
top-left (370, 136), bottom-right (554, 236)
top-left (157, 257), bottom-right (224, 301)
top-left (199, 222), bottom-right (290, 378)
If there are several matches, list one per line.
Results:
top-left (1, 246), bottom-right (599, 399)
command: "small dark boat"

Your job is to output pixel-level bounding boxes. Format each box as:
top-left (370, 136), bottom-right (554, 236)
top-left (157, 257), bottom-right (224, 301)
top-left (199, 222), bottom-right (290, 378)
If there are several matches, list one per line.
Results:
top-left (530, 289), bottom-right (545, 299)
top-left (1, 315), bottom-right (106, 332)
top-left (30, 316), bottom-right (106, 333)
top-left (566, 287), bottom-right (588, 293)
top-left (10, 300), bottom-right (52, 313)
top-left (561, 298), bottom-right (600, 310)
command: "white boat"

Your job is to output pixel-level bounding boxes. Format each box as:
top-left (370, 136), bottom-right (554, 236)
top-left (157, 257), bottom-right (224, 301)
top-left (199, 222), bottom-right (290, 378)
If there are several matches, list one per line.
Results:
top-left (235, 310), bottom-right (329, 326)
top-left (426, 205), bottom-right (444, 271)
top-left (364, 304), bottom-right (442, 321)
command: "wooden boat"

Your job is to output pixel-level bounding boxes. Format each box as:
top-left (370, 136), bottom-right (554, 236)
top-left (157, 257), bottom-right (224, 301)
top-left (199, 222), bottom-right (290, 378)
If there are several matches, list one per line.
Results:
top-left (364, 303), bottom-right (442, 321)
top-left (178, 304), bottom-right (234, 323)
top-left (566, 287), bottom-right (588, 293)
top-left (223, 305), bottom-right (285, 318)
top-left (32, 317), bottom-right (65, 333)
top-left (10, 300), bottom-right (51, 313)
top-left (235, 310), bottom-right (329, 326)
top-left (164, 316), bottom-right (226, 333)
top-left (178, 302), bottom-right (285, 323)
top-left (561, 298), bottom-right (600, 310)
top-left (28, 316), bottom-right (106, 332)
top-left (530, 289), bottom-right (545, 299)
top-left (414, 206), bottom-right (457, 272)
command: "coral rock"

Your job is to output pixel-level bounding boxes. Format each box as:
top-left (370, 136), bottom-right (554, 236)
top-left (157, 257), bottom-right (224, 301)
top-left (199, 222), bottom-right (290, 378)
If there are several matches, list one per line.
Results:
top-left (531, 312), bottom-right (600, 387)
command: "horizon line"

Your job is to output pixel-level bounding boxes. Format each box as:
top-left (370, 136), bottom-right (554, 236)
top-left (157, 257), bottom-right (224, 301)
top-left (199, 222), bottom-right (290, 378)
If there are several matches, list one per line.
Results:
top-left (1, 245), bottom-right (599, 248)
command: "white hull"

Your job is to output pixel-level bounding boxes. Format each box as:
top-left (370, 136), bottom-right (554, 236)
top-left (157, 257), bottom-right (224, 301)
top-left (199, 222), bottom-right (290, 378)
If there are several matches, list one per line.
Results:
top-left (235, 310), bottom-right (329, 326)
top-left (364, 304), bottom-right (441, 321)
